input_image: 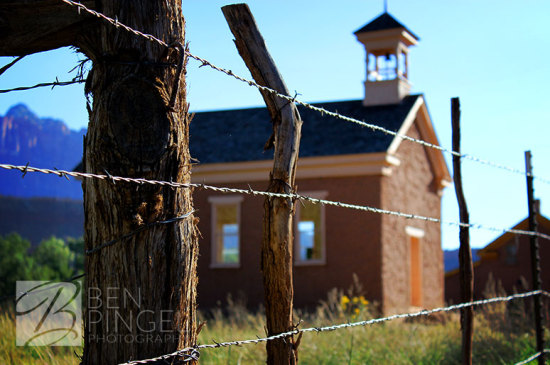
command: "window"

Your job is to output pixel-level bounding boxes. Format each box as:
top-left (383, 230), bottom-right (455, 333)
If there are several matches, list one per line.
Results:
top-left (505, 236), bottom-right (519, 265)
top-left (406, 226), bottom-right (425, 308)
top-left (209, 196), bottom-right (243, 268)
top-left (295, 192), bottom-right (327, 265)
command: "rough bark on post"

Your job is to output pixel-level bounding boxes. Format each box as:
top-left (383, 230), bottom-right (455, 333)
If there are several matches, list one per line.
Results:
top-left (222, 4), bottom-right (303, 364)
top-left (1, 1), bottom-right (199, 364)
top-left (451, 97), bottom-right (473, 365)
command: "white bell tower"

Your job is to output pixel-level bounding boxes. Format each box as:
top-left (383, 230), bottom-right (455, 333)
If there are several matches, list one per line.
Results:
top-left (354, 13), bottom-right (419, 106)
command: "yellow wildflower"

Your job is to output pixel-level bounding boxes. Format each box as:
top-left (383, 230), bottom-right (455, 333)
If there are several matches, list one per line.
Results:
top-left (341, 295), bottom-right (350, 304)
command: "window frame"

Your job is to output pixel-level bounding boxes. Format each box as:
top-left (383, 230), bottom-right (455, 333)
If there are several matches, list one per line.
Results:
top-left (504, 235), bottom-right (520, 266)
top-left (294, 191), bottom-right (328, 266)
top-left (208, 195), bottom-right (244, 269)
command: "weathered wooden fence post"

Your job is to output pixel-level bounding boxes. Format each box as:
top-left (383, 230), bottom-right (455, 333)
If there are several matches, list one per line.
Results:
top-left (525, 151), bottom-right (545, 365)
top-left (451, 97), bottom-right (473, 365)
top-left (222, 4), bottom-right (303, 364)
top-left (0, 1), bottom-right (199, 364)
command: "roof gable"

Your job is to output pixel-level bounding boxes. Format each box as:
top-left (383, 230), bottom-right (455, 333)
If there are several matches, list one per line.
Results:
top-left (478, 214), bottom-right (550, 258)
top-left (387, 97), bottom-right (451, 189)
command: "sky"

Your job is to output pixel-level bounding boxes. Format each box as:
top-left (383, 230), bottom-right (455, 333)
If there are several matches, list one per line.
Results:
top-left (1, 0), bottom-right (549, 250)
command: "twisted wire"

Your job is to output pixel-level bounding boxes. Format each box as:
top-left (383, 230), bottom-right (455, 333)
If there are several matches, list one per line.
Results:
top-left (0, 79), bottom-right (84, 93)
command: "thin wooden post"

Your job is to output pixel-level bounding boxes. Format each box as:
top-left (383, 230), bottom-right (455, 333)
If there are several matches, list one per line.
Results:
top-left (525, 151), bottom-right (545, 365)
top-left (222, 4), bottom-right (303, 365)
top-left (451, 97), bottom-right (473, 365)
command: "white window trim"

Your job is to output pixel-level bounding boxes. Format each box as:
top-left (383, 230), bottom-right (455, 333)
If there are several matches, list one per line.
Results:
top-left (208, 195), bottom-right (244, 269)
top-left (294, 191), bottom-right (328, 266)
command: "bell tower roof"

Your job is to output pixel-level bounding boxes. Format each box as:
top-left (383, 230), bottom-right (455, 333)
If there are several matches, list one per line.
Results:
top-left (354, 12), bottom-right (419, 106)
top-left (354, 12), bottom-right (419, 41)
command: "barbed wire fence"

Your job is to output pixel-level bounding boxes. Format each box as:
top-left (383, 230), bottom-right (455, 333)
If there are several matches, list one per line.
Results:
top-left (2, 163), bottom-right (549, 243)
top-left (0, 0), bottom-right (548, 363)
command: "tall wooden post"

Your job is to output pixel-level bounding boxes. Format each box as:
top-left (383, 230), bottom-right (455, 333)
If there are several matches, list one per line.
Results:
top-left (222, 4), bottom-right (303, 364)
top-left (525, 151), bottom-right (545, 365)
top-left (0, 1), bottom-right (198, 364)
top-left (451, 97), bottom-right (473, 365)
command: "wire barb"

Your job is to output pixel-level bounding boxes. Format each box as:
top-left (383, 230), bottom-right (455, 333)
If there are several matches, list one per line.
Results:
top-left (182, 349), bottom-right (200, 362)
top-left (54, 167), bottom-right (70, 181)
top-left (103, 169), bottom-right (116, 185)
top-left (21, 162), bottom-right (30, 178)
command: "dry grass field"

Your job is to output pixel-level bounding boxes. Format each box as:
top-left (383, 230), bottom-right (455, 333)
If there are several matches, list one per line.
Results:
top-left (0, 284), bottom-right (545, 364)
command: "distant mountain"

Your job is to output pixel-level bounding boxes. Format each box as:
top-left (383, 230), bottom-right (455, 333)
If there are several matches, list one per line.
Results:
top-left (0, 104), bottom-right (85, 199)
top-left (0, 195), bottom-right (84, 246)
top-left (444, 248), bottom-right (481, 273)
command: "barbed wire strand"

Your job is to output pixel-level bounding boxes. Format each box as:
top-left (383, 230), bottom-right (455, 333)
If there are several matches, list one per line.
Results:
top-left (119, 290), bottom-right (546, 364)
top-left (60, 0), bottom-right (170, 46)
top-left (86, 210), bottom-right (195, 255)
top-left (59, 0), bottom-right (550, 186)
top-left (0, 79), bottom-right (84, 94)
top-left (514, 350), bottom-right (550, 365)
top-left (2, 163), bottom-right (550, 243)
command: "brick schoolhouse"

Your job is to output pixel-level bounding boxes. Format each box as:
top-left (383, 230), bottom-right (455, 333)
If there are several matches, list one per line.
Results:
top-left (190, 12), bottom-right (451, 314)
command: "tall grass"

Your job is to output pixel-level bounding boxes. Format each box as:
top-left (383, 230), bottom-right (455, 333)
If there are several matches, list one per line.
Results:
top-left (196, 285), bottom-right (543, 364)
top-left (0, 284), bottom-right (545, 364)
top-left (0, 306), bottom-right (81, 364)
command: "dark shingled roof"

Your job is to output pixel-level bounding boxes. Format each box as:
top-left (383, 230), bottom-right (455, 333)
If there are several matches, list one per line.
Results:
top-left (354, 12), bottom-right (419, 40)
top-left (190, 95), bottom-right (421, 164)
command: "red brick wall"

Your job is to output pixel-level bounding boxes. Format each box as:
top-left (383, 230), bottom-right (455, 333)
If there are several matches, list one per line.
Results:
top-left (193, 175), bottom-right (384, 310)
top-left (380, 122), bottom-right (444, 313)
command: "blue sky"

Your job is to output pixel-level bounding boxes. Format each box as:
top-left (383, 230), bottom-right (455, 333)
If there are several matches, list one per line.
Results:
top-left (1, 1), bottom-right (549, 250)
